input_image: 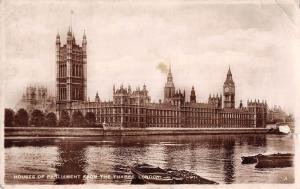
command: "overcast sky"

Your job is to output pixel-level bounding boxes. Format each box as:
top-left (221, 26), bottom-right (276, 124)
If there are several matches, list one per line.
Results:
top-left (2, 0), bottom-right (299, 113)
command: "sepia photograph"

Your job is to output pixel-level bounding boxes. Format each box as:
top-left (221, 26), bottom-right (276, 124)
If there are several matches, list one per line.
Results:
top-left (1, 0), bottom-right (299, 188)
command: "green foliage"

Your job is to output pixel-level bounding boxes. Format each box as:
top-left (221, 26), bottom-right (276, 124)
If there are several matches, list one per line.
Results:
top-left (45, 112), bottom-right (57, 127)
top-left (286, 114), bottom-right (294, 122)
top-left (71, 111), bottom-right (86, 127)
top-left (4, 108), bottom-right (15, 127)
top-left (85, 112), bottom-right (96, 127)
top-left (58, 110), bottom-right (70, 127)
top-left (15, 108), bottom-right (29, 126)
top-left (30, 109), bottom-right (45, 127)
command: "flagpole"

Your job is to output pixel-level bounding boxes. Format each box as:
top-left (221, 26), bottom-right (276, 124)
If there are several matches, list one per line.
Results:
top-left (70, 10), bottom-right (74, 30)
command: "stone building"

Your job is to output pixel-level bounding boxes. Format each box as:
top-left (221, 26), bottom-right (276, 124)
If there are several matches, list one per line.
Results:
top-left (267, 106), bottom-right (288, 123)
top-left (56, 29), bottom-right (267, 129)
top-left (56, 28), bottom-right (87, 112)
top-left (17, 85), bottom-right (56, 113)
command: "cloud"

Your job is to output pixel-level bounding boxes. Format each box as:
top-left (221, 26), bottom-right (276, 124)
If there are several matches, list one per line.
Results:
top-left (156, 62), bottom-right (168, 74)
top-left (2, 1), bottom-right (298, 114)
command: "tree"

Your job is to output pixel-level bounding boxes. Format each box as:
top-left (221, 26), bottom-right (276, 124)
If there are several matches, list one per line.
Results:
top-left (85, 112), bottom-right (96, 127)
top-left (14, 108), bottom-right (29, 126)
top-left (45, 112), bottom-right (57, 127)
top-left (58, 110), bottom-right (70, 127)
top-left (30, 109), bottom-right (45, 127)
top-left (286, 114), bottom-right (294, 122)
top-left (273, 118), bottom-right (284, 124)
top-left (4, 108), bottom-right (15, 127)
top-left (71, 111), bottom-right (86, 127)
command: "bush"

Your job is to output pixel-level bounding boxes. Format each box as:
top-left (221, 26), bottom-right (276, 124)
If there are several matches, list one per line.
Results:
top-left (15, 108), bottom-right (29, 126)
top-left (71, 111), bottom-right (86, 127)
top-left (45, 112), bottom-right (57, 127)
top-left (4, 108), bottom-right (15, 127)
top-left (85, 112), bottom-right (96, 127)
top-left (273, 118), bottom-right (284, 123)
top-left (30, 109), bottom-right (45, 127)
top-left (58, 110), bottom-right (70, 127)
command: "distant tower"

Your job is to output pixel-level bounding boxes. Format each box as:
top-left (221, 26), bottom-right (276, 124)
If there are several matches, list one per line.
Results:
top-left (164, 65), bottom-right (175, 103)
top-left (223, 67), bottom-right (235, 109)
top-left (95, 91), bottom-right (100, 102)
top-left (56, 28), bottom-right (87, 112)
top-left (190, 86), bottom-right (196, 103)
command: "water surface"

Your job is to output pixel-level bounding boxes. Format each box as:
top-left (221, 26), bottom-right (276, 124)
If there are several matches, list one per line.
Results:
top-left (5, 134), bottom-right (294, 184)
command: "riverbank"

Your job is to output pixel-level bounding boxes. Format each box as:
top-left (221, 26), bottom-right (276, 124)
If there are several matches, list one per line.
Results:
top-left (5, 127), bottom-right (271, 138)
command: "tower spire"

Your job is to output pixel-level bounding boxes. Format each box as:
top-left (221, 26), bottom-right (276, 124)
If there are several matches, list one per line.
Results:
top-left (227, 65), bottom-right (232, 76)
top-left (167, 64), bottom-right (173, 83)
top-left (190, 86), bottom-right (196, 103)
top-left (82, 29), bottom-right (87, 45)
top-left (56, 31), bottom-right (60, 43)
top-left (70, 10), bottom-right (74, 31)
top-left (223, 65), bottom-right (235, 109)
top-left (164, 64), bottom-right (175, 102)
top-left (225, 65), bottom-right (234, 84)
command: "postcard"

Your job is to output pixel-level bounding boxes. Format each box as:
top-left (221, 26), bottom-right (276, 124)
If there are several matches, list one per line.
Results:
top-left (1, 0), bottom-right (299, 188)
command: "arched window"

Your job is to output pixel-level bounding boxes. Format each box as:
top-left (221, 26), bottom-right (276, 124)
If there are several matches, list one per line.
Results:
top-left (64, 65), bottom-right (66, 76)
top-left (76, 65), bottom-right (78, 77)
top-left (75, 65), bottom-right (77, 76)
top-left (80, 65), bottom-right (82, 77)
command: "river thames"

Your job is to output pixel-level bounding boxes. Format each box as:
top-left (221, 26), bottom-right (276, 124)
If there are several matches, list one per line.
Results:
top-left (5, 134), bottom-right (294, 184)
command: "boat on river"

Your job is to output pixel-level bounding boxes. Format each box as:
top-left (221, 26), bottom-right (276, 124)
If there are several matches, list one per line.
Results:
top-left (241, 155), bottom-right (257, 164)
top-left (241, 153), bottom-right (293, 168)
top-left (255, 153), bottom-right (293, 168)
top-left (278, 125), bottom-right (291, 134)
top-left (131, 163), bottom-right (218, 184)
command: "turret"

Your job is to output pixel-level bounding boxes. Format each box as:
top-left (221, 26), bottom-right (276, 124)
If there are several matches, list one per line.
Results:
top-left (67, 27), bottom-right (73, 44)
top-left (82, 30), bottom-right (87, 48)
top-left (55, 32), bottom-right (61, 100)
top-left (223, 66), bottom-right (235, 109)
top-left (190, 86), bottom-right (196, 103)
top-left (95, 91), bottom-right (100, 102)
top-left (164, 65), bottom-right (175, 103)
top-left (239, 100), bottom-right (243, 108)
top-left (128, 85), bottom-right (132, 94)
top-left (56, 32), bottom-right (60, 46)
top-left (56, 27), bottom-right (88, 112)
top-left (82, 29), bottom-right (87, 101)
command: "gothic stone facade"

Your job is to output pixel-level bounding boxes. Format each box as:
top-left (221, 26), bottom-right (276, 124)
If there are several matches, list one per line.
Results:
top-left (56, 30), bottom-right (267, 128)
top-left (56, 28), bottom-right (87, 112)
top-left (17, 85), bottom-right (56, 113)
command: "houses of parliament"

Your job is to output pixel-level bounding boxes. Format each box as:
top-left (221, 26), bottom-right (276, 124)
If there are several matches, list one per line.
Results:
top-left (56, 28), bottom-right (267, 128)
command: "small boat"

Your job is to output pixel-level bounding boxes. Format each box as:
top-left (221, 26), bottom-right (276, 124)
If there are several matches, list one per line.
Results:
top-left (131, 163), bottom-right (218, 184)
top-left (241, 155), bottom-right (258, 164)
top-left (131, 163), bottom-right (181, 184)
top-left (255, 153), bottom-right (293, 168)
top-left (278, 125), bottom-right (291, 134)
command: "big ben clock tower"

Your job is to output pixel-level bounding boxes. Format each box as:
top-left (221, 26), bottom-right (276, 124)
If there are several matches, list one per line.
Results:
top-left (223, 67), bottom-right (235, 109)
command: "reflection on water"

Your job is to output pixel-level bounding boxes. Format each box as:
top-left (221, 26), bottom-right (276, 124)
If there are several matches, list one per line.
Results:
top-left (55, 143), bottom-right (87, 184)
top-left (223, 139), bottom-right (235, 184)
top-left (5, 134), bottom-right (294, 184)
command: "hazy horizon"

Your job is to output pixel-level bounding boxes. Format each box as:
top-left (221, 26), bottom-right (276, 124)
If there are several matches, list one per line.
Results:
top-left (2, 0), bottom-right (299, 114)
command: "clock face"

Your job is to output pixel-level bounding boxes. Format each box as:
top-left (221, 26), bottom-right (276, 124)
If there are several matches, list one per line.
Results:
top-left (224, 87), bottom-right (229, 92)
